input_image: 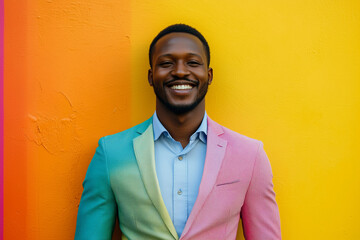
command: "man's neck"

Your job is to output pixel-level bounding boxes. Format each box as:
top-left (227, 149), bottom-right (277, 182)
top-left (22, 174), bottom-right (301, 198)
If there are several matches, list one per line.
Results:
top-left (155, 100), bottom-right (205, 148)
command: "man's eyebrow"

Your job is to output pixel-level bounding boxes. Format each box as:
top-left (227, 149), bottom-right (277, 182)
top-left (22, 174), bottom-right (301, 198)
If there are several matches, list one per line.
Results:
top-left (157, 54), bottom-right (173, 59)
top-left (188, 53), bottom-right (202, 58)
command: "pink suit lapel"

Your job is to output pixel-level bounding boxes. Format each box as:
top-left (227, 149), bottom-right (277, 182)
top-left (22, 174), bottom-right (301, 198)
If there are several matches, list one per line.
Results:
top-left (180, 118), bottom-right (228, 239)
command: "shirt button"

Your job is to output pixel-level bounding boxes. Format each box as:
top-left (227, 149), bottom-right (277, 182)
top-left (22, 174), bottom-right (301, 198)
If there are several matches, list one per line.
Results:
top-left (177, 189), bottom-right (183, 195)
top-left (178, 156), bottom-right (183, 161)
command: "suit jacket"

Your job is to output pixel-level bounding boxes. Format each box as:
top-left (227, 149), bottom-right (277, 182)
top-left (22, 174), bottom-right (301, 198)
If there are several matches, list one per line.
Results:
top-left (75, 117), bottom-right (281, 240)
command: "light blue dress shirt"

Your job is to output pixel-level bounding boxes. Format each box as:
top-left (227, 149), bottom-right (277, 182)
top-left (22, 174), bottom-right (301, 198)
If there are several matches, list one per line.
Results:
top-left (153, 112), bottom-right (207, 237)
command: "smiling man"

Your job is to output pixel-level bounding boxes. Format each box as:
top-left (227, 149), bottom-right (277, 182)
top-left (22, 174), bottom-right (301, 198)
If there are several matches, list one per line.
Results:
top-left (75, 24), bottom-right (281, 240)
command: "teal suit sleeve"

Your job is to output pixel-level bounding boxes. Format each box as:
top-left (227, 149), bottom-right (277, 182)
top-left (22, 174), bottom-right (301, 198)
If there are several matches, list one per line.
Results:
top-left (75, 138), bottom-right (117, 240)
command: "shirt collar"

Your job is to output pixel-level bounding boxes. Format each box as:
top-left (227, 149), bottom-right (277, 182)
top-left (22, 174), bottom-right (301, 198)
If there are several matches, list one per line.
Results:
top-left (153, 111), bottom-right (208, 143)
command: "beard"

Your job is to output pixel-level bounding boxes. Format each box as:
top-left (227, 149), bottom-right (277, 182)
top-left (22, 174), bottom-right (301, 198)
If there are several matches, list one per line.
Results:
top-left (154, 84), bottom-right (208, 115)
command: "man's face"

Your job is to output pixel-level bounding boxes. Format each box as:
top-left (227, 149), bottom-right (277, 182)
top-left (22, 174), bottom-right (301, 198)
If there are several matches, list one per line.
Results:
top-left (148, 32), bottom-right (213, 114)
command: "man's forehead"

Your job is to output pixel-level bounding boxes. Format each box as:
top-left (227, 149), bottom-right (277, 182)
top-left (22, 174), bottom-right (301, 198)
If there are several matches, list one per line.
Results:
top-left (153, 32), bottom-right (205, 56)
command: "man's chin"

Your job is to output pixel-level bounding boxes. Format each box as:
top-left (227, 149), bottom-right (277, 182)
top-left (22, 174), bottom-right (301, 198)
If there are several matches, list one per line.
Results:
top-left (155, 90), bottom-right (207, 115)
top-left (164, 103), bottom-right (198, 115)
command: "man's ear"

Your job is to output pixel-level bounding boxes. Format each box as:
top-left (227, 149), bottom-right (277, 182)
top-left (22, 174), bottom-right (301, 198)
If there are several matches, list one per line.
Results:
top-left (208, 67), bottom-right (213, 85)
top-left (148, 69), bottom-right (153, 86)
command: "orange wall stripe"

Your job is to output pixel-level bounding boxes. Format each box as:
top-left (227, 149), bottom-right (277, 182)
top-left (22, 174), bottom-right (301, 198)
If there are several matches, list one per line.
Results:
top-left (0, 0), bottom-right (3, 237)
top-left (4, 0), bottom-right (28, 239)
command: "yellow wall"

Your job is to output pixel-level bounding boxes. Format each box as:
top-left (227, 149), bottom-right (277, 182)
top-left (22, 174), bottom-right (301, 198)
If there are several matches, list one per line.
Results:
top-left (4, 0), bottom-right (360, 239)
top-left (131, 1), bottom-right (360, 239)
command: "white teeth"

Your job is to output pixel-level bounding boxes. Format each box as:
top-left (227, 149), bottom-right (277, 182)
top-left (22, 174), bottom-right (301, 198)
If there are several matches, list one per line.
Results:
top-left (171, 85), bottom-right (193, 90)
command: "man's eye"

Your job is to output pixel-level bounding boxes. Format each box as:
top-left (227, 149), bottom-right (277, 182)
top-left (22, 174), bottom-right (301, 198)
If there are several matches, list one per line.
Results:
top-left (159, 62), bottom-right (172, 67)
top-left (188, 61), bottom-right (201, 66)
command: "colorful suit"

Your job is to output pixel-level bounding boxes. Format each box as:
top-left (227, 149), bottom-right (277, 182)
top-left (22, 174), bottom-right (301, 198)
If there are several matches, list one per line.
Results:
top-left (75, 117), bottom-right (281, 240)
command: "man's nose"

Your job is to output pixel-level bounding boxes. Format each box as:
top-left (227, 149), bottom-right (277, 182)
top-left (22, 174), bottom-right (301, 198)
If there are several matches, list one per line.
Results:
top-left (172, 62), bottom-right (190, 78)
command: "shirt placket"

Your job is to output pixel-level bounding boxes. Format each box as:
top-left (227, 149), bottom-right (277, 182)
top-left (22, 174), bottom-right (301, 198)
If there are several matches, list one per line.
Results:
top-left (173, 147), bottom-right (188, 235)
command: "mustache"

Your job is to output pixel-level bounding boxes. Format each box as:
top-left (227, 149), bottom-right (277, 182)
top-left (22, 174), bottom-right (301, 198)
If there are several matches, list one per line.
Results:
top-left (164, 77), bottom-right (198, 85)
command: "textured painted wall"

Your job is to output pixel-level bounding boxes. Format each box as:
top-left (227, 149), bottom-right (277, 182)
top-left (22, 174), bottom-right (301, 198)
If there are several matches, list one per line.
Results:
top-left (4, 1), bottom-right (131, 239)
top-left (3, 0), bottom-right (360, 239)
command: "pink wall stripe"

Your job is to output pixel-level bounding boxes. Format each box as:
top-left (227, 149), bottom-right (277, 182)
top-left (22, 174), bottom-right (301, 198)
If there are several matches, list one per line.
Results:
top-left (0, 0), bottom-right (3, 238)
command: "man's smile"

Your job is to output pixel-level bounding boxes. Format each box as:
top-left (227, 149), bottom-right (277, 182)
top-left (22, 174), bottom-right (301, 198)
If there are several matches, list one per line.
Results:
top-left (170, 84), bottom-right (193, 90)
top-left (165, 79), bottom-right (198, 87)
top-left (165, 80), bottom-right (198, 94)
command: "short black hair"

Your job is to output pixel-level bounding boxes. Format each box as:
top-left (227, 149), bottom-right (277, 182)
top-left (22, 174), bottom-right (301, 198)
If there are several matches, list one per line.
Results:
top-left (149, 24), bottom-right (210, 67)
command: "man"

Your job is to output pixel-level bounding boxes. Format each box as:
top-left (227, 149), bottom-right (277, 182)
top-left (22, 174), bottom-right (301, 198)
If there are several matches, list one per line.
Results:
top-left (75, 24), bottom-right (281, 240)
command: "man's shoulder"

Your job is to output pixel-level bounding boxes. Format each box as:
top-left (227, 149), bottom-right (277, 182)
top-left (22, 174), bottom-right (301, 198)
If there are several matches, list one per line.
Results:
top-left (209, 118), bottom-right (262, 149)
top-left (100, 117), bottom-right (152, 144)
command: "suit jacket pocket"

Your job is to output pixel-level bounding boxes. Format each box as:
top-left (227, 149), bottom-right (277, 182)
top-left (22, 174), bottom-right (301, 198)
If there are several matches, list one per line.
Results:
top-left (212, 179), bottom-right (244, 214)
top-left (215, 180), bottom-right (241, 190)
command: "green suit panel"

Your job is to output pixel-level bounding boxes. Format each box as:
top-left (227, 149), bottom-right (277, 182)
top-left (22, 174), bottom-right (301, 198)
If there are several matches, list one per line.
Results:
top-left (75, 118), bottom-right (178, 240)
